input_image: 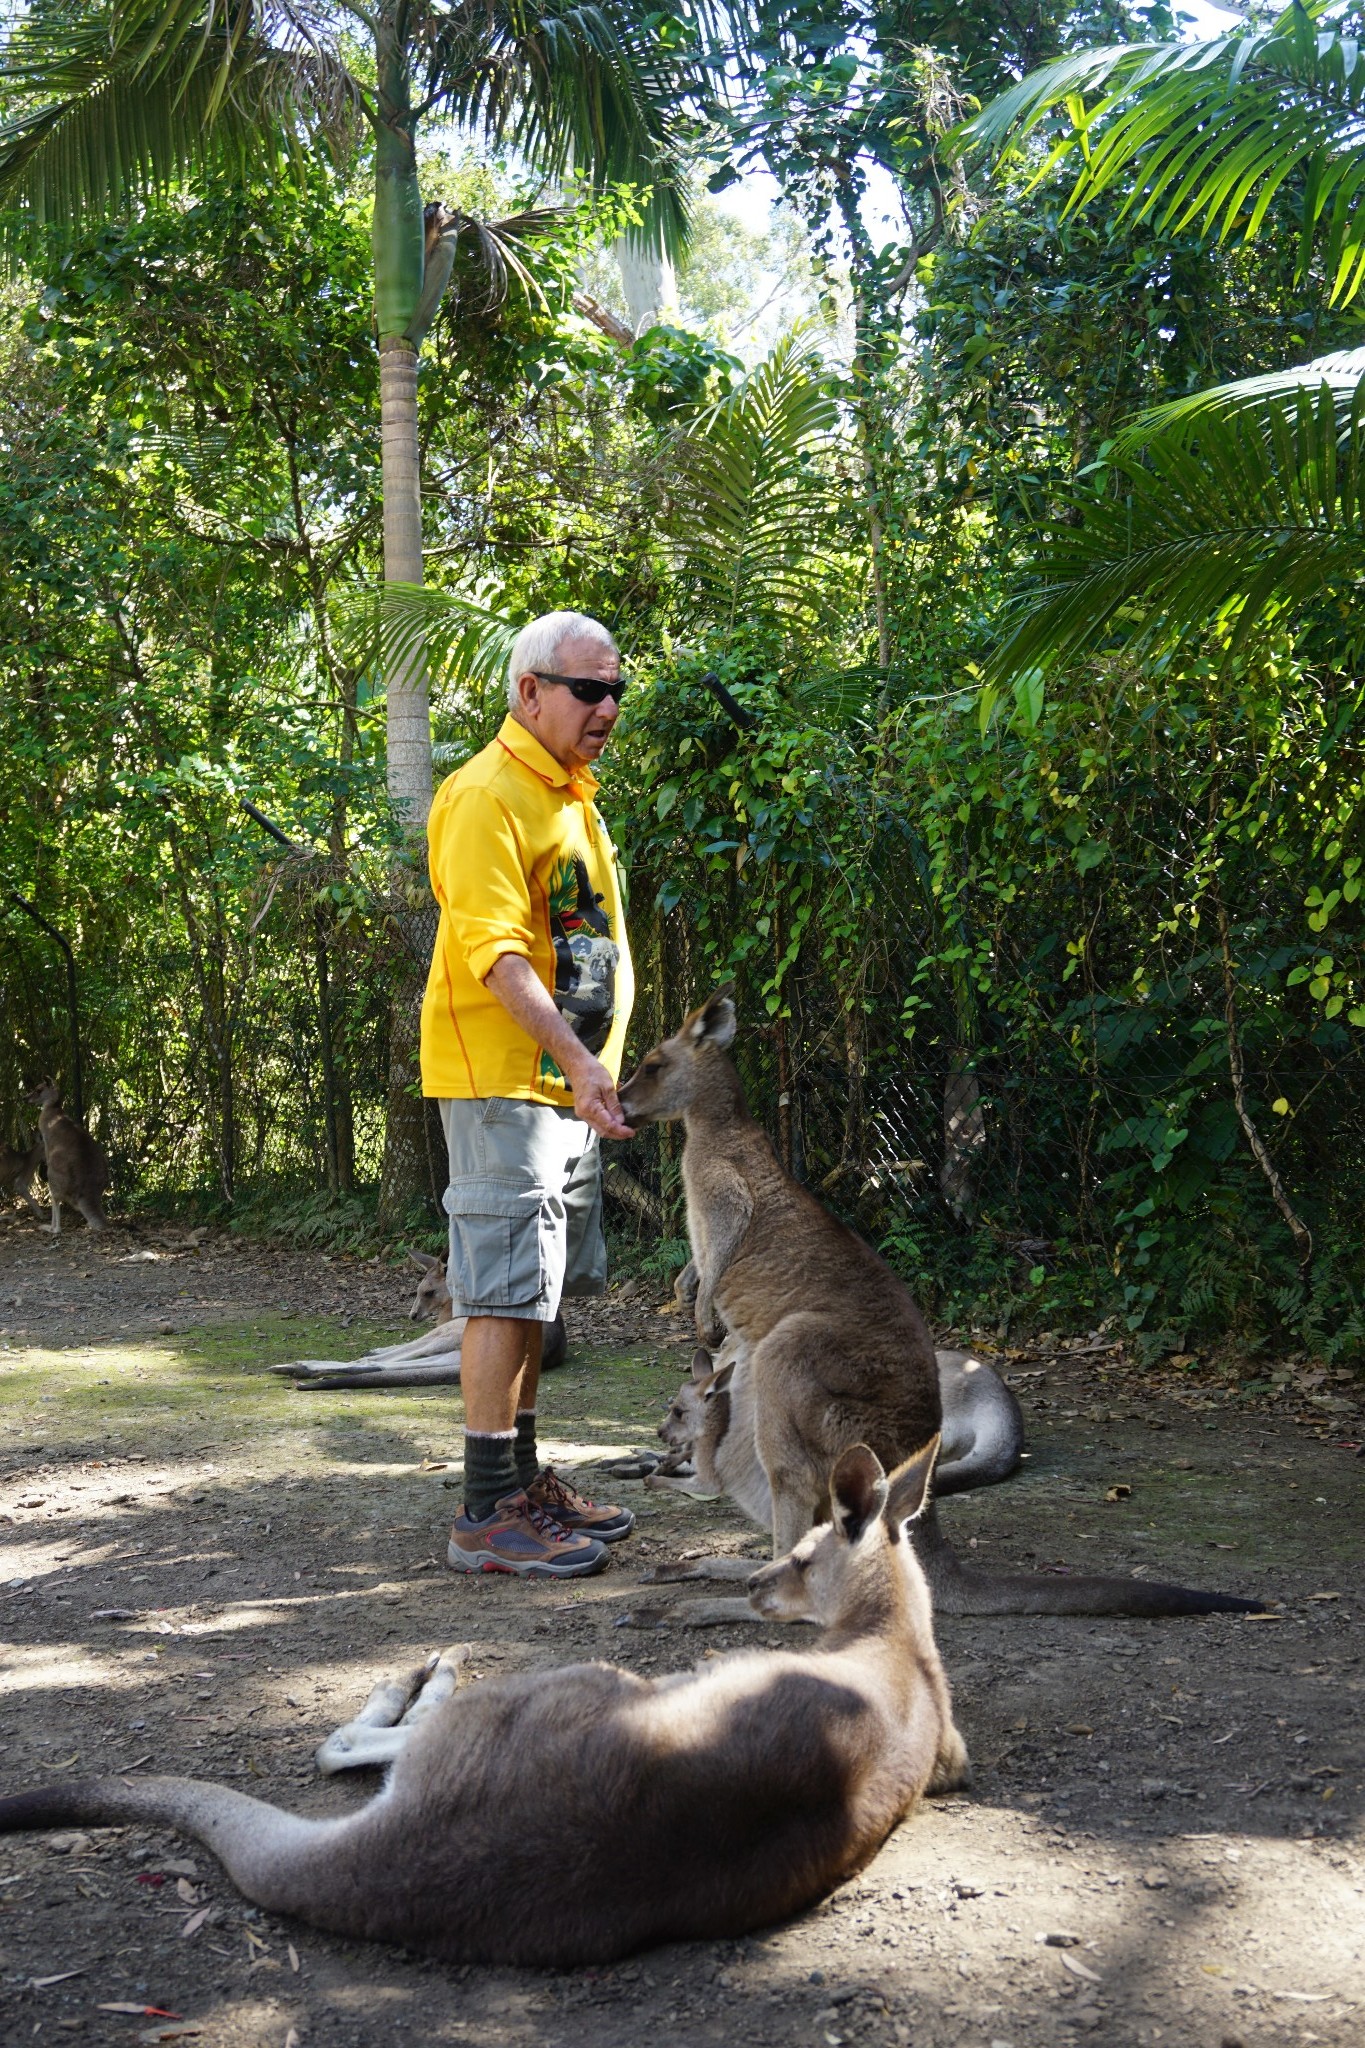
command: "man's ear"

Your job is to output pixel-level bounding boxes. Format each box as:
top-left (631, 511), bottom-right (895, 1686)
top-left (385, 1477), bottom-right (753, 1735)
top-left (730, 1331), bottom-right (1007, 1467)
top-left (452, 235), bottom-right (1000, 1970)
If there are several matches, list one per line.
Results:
top-left (686, 985), bottom-right (737, 1049)
top-left (829, 1445), bottom-right (889, 1545)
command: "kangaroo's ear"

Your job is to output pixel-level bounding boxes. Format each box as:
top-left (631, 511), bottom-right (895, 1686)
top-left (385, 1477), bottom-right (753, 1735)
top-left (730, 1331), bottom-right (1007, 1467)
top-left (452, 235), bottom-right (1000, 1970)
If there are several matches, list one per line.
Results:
top-left (691, 1346), bottom-right (714, 1383)
top-left (883, 1435), bottom-right (940, 1539)
top-left (408, 1249), bottom-right (439, 1271)
top-left (830, 1445), bottom-right (889, 1545)
top-left (686, 985), bottom-right (737, 1049)
top-left (707, 1359), bottom-right (736, 1398)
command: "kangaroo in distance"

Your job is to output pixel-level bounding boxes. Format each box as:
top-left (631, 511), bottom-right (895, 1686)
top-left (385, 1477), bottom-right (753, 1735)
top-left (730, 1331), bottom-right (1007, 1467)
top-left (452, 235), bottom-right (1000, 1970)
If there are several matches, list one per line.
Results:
top-left (0, 1134), bottom-right (44, 1220)
top-left (0, 1441), bottom-right (969, 1967)
top-left (615, 991), bottom-right (1263, 1621)
top-left (273, 1250), bottom-right (566, 1388)
top-left (24, 1083), bottom-right (109, 1235)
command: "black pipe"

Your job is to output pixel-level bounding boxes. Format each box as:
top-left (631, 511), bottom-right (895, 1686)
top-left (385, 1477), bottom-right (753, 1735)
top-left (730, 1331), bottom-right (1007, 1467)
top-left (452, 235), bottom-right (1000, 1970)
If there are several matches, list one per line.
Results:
top-left (699, 671), bottom-right (759, 731)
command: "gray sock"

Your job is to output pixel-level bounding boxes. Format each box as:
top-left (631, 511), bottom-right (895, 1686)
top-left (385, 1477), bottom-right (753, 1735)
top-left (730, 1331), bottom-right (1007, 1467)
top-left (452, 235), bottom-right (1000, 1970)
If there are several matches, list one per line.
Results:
top-left (464, 1430), bottom-right (518, 1522)
top-left (514, 1409), bottom-right (540, 1490)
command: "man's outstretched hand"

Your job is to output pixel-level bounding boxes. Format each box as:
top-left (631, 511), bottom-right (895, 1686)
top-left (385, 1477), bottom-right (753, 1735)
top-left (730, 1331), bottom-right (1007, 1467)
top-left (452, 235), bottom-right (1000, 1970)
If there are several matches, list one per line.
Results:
top-left (567, 1052), bottom-right (635, 1142)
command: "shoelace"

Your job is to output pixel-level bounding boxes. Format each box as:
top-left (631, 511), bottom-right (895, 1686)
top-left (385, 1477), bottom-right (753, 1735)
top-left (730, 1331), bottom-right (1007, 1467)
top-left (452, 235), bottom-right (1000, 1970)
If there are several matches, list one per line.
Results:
top-left (519, 1494), bottom-right (575, 1543)
top-left (536, 1467), bottom-right (594, 1512)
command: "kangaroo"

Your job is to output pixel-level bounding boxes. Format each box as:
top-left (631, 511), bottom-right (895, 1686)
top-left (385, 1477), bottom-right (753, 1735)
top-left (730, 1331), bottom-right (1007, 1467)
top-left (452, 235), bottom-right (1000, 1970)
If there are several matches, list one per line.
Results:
top-left (616, 991), bottom-right (1264, 1621)
top-left (0, 1133), bottom-right (44, 1220)
top-left (24, 1083), bottom-right (109, 1235)
top-left (0, 1440), bottom-right (968, 1967)
top-left (663, 1271), bottom-right (1024, 1497)
top-left (651, 1340), bottom-right (1023, 1521)
top-left (273, 1251), bottom-right (567, 1388)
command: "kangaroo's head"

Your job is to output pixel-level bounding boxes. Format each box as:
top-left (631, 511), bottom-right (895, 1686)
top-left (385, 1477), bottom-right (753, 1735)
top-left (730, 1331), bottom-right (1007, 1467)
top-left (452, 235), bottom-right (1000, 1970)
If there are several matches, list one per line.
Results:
top-left (25, 1080), bottom-right (60, 1111)
top-left (617, 988), bottom-right (739, 1126)
top-left (658, 1346), bottom-right (731, 1453)
top-left (747, 1437), bottom-right (940, 1626)
top-left (407, 1248), bottom-right (451, 1323)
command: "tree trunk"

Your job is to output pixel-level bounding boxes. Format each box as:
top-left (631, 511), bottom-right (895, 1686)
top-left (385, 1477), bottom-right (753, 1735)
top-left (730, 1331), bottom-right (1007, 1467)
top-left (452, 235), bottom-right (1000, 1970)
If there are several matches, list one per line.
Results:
top-left (614, 238), bottom-right (678, 334)
top-left (378, 337), bottom-right (432, 829)
top-left (372, 32), bottom-right (438, 1221)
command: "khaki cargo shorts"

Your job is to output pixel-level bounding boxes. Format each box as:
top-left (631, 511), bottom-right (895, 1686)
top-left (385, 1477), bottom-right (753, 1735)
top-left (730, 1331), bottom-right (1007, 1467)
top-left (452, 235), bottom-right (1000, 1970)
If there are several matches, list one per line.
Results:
top-left (439, 1098), bottom-right (607, 1320)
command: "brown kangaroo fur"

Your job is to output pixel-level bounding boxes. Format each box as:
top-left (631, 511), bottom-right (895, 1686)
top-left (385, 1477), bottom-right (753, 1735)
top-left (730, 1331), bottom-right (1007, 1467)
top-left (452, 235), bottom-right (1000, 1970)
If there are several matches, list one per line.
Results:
top-left (24, 1083), bottom-right (109, 1235)
top-left (0, 1133), bottom-right (44, 1220)
top-left (616, 991), bottom-right (1264, 1621)
top-left (0, 1442), bottom-right (968, 1967)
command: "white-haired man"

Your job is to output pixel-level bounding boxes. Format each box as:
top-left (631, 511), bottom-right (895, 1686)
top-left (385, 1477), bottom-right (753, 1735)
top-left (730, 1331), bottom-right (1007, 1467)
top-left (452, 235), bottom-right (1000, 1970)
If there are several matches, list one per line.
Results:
top-left (420, 611), bottom-right (636, 1577)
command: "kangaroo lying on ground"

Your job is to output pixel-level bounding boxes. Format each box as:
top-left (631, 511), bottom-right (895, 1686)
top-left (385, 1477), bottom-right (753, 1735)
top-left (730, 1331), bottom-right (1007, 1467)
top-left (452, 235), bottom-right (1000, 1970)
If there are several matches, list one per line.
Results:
top-left (615, 991), bottom-right (1263, 1622)
top-left (24, 1083), bottom-right (108, 1235)
top-left (273, 1249), bottom-right (566, 1388)
top-left (0, 1441), bottom-right (968, 1966)
top-left (0, 1134), bottom-right (44, 1220)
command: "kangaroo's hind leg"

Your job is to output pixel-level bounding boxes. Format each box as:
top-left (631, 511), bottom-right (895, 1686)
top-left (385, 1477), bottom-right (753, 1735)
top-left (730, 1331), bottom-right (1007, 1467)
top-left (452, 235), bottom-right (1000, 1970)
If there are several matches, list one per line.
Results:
top-left (315, 1645), bottom-right (471, 1774)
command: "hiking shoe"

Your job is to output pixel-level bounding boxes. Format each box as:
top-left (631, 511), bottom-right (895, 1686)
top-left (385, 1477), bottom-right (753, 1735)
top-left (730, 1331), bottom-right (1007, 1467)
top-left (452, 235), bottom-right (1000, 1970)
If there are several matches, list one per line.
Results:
top-left (447, 1490), bottom-right (609, 1579)
top-left (525, 1465), bottom-right (635, 1544)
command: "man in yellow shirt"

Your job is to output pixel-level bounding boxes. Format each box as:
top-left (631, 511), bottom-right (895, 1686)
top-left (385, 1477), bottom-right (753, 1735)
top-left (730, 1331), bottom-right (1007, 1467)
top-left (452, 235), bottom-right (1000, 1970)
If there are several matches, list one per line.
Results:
top-left (421, 611), bottom-right (637, 1577)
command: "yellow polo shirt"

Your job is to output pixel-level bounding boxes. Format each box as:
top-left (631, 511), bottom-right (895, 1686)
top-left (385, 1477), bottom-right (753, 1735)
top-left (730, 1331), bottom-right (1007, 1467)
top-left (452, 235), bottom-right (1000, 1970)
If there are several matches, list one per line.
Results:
top-left (420, 716), bottom-right (634, 1105)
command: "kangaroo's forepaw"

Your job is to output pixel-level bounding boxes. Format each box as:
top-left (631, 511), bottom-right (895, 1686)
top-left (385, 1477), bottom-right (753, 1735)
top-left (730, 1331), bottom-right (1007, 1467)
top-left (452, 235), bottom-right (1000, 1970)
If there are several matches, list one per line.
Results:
top-left (927, 1731), bottom-right (972, 1795)
top-left (613, 1607), bottom-right (671, 1630)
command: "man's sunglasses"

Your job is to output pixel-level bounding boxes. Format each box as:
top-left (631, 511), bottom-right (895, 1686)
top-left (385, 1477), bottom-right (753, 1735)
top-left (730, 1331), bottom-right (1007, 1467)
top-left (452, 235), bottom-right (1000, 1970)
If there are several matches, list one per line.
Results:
top-left (531, 670), bottom-right (629, 706)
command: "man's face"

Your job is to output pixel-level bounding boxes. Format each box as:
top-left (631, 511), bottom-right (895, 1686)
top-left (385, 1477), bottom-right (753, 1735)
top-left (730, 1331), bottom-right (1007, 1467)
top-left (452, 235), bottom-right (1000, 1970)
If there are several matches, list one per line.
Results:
top-left (514, 633), bottom-right (622, 774)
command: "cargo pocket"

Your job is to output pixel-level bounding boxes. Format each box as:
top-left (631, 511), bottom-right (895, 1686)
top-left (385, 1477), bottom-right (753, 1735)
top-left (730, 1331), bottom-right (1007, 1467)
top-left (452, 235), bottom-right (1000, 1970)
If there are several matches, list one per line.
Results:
top-left (443, 1176), bottom-right (550, 1312)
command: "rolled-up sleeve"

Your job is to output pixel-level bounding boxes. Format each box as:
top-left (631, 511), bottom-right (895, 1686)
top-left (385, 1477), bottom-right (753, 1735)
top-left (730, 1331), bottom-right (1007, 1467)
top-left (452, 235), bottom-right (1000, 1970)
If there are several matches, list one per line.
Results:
top-left (430, 785), bottom-right (535, 986)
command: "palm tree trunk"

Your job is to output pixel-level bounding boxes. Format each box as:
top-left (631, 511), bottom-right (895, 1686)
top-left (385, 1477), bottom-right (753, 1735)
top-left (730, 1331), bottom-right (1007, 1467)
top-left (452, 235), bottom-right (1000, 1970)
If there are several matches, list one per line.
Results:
top-left (373, 25), bottom-right (435, 1220)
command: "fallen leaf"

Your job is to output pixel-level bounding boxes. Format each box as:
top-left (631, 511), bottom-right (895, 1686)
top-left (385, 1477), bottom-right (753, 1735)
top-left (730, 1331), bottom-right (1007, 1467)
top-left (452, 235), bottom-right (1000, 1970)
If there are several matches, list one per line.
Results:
top-left (1060, 1953), bottom-right (1103, 1984)
top-left (1105, 1484), bottom-right (1132, 1502)
top-left (285, 2031), bottom-right (301, 2048)
top-left (1068, 1723), bottom-right (1093, 1737)
top-left (98, 2005), bottom-right (182, 2018)
top-left (180, 1907), bottom-right (211, 1939)
top-left (288, 1943), bottom-right (300, 1973)
top-left (1308, 1591), bottom-right (1341, 1602)
top-left (30, 1969), bottom-right (88, 1989)
top-left (175, 1877), bottom-right (200, 1904)
top-left (1039, 1931), bottom-right (1082, 1947)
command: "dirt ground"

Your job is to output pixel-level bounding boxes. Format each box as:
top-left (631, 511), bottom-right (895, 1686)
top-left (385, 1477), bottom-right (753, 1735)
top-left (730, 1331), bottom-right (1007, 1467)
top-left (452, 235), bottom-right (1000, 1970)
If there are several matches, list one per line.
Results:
top-left (1, 1210), bottom-right (1362, 2048)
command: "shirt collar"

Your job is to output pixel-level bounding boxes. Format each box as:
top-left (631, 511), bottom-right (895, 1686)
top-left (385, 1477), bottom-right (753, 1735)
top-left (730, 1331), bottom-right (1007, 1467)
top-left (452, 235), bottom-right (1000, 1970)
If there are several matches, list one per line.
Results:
top-left (496, 714), bottom-right (600, 800)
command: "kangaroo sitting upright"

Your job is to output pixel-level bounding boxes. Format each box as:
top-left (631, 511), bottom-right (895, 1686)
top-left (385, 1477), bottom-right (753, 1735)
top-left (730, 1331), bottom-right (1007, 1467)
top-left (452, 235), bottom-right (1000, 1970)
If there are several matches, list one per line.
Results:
top-left (0, 1134), bottom-right (44, 1220)
top-left (652, 1341), bottom-right (1022, 1521)
top-left (0, 1440), bottom-right (968, 1966)
top-left (616, 991), bottom-right (1263, 1621)
top-left (24, 1083), bottom-right (108, 1236)
top-left (666, 1262), bottom-right (1024, 1496)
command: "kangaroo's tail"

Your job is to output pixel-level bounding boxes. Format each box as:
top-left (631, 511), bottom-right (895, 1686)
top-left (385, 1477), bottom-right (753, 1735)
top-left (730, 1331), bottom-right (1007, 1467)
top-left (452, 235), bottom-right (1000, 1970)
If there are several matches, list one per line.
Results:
top-left (912, 1502), bottom-right (1268, 1617)
top-left (0, 1776), bottom-right (336, 1914)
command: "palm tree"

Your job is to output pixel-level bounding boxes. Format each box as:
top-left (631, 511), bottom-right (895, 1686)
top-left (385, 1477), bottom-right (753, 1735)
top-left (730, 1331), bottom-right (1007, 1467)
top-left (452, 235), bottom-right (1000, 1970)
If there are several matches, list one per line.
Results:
top-left (0, 0), bottom-right (711, 827)
top-left (953, 1), bottom-right (1365, 688)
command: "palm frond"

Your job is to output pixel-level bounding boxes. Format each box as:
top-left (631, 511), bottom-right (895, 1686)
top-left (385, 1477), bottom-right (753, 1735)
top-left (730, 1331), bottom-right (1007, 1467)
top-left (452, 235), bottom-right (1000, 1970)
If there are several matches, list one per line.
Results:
top-left (955, 4), bottom-right (1365, 305)
top-left (429, 0), bottom-right (722, 260)
top-left (0, 2), bottom-right (358, 246)
top-left (665, 327), bottom-right (845, 641)
top-left (985, 349), bottom-right (1365, 692)
top-left (335, 582), bottom-right (519, 708)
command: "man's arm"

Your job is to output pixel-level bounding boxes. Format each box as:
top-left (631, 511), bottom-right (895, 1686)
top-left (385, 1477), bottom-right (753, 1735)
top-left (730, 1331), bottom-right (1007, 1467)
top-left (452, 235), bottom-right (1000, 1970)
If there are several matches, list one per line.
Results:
top-left (485, 955), bottom-right (634, 1141)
